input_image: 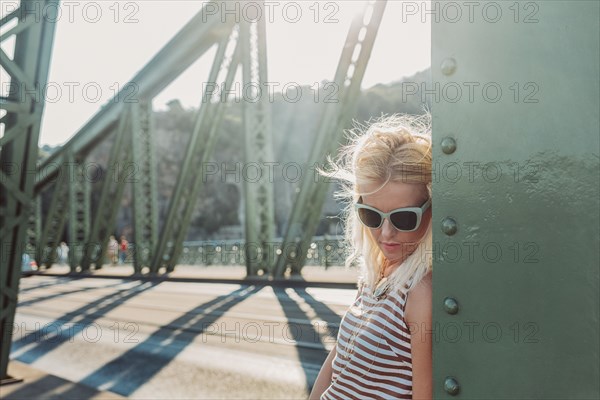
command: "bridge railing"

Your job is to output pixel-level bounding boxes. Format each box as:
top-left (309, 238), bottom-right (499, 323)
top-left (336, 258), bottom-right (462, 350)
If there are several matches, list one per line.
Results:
top-left (125, 235), bottom-right (347, 267)
top-left (33, 235), bottom-right (348, 269)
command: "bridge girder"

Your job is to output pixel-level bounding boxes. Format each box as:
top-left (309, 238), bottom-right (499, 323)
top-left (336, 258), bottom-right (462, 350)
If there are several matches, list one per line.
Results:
top-left (0, 0), bottom-right (60, 380)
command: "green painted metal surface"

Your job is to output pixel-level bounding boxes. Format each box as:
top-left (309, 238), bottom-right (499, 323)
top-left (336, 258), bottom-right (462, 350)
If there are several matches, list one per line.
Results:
top-left (431, 1), bottom-right (599, 398)
top-left (67, 151), bottom-right (90, 272)
top-left (0, 0), bottom-right (59, 379)
top-left (131, 100), bottom-right (159, 273)
top-left (25, 198), bottom-right (41, 261)
top-left (240, 14), bottom-right (276, 276)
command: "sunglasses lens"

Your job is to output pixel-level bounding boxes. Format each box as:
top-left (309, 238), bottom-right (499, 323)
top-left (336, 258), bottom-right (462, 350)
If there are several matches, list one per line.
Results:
top-left (390, 211), bottom-right (418, 231)
top-left (357, 208), bottom-right (382, 228)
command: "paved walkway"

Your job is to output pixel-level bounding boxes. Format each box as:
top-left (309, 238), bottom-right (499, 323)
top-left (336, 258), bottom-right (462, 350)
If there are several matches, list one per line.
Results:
top-left (27, 264), bottom-right (360, 288)
top-left (1, 360), bottom-right (125, 399)
top-left (8, 266), bottom-right (359, 398)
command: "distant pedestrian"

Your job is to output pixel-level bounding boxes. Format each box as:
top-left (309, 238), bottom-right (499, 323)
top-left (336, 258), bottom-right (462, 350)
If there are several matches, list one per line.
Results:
top-left (58, 242), bottom-right (69, 265)
top-left (119, 236), bottom-right (129, 264)
top-left (108, 235), bottom-right (118, 265)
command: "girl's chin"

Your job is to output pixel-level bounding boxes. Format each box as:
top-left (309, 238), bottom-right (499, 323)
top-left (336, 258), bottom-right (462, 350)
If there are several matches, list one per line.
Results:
top-left (380, 248), bottom-right (403, 261)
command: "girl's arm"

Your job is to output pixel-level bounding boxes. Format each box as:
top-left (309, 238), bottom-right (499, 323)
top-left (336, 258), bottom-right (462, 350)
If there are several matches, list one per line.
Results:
top-left (405, 273), bottom-right (433, 400)
top-left (308, 346), bottom-right (337, 400)
top-left (309, 283), bottom-right (362, 400)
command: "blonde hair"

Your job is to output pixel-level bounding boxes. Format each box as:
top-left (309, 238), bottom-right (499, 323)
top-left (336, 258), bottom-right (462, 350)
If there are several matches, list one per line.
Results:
top-left (319, 112), bottom-right (432, 294)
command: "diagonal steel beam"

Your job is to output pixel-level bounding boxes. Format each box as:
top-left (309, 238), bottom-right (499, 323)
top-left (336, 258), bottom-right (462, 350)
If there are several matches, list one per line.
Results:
top-left (80, 107), bottom-right (133, 272)
top-left (36, 160), bottom-right (69, 267)
top-left (35, 5), bottom-right (236, 191)
top-left (150, 27), bottom-right (242, 273)
top-left (273, 1), bottom-right (388, 277)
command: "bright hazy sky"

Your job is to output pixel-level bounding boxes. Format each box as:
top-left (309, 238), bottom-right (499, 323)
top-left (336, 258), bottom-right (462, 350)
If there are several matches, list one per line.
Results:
top-left (3, 1), bottom-right (431, 146)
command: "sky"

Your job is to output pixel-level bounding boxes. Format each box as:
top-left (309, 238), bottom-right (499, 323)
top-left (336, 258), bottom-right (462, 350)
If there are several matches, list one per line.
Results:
top-left (1, 1), bottom-right (431, 146)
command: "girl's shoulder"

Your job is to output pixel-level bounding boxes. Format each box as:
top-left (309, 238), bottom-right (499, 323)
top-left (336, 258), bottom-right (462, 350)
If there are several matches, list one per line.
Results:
top-left (404, 272), bottom-right (433, 324)
top-left (414, 270), bottom-right (432, 285)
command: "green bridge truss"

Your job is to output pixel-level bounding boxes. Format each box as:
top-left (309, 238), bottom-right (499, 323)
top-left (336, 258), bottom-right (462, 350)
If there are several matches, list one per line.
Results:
top-left (1, 1), bottom-right (598, 398)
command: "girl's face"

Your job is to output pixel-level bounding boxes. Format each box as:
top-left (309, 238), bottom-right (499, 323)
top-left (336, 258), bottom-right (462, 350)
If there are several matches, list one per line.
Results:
top-left (359, 181), bottom-right (431, 266)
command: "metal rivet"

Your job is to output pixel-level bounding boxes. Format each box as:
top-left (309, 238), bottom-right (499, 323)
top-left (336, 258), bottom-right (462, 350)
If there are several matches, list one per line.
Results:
top-left (444, 377), bottom-right (460, 395)
top-left (441, 58), bottom-right (457, 76)
top-left (443, 297), bottom-right (459, 314)
top-left (441, 137), bottom-right (456, 154)
top-left (441, 218), bottom-right (458, 236)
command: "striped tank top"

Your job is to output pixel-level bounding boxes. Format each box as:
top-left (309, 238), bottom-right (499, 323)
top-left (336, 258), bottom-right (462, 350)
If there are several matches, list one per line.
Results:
top-left (320, 275), bottom-right (415, 400)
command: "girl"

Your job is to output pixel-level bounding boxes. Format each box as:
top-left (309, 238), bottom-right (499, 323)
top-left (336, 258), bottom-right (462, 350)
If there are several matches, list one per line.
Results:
top-left (310, 113), bottom-right (433, 400)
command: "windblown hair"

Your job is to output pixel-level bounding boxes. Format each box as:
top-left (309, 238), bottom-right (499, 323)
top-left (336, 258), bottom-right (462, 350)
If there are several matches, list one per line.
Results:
top-left (319, 112), bottom-right (432, 294)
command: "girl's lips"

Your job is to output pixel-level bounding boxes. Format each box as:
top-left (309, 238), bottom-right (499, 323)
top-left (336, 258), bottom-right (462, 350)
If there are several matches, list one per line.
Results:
top-left (381, 242), bottom-right (401, 250)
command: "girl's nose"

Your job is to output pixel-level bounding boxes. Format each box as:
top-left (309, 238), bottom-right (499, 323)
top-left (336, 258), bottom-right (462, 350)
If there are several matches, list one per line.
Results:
top-left (380, 218), bottom-right (396, 239)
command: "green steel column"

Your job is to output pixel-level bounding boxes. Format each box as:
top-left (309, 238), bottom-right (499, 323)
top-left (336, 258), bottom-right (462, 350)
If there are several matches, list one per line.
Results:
top-left (80, 107), bottom-right (133, 271)
top-left (273, 1), bottom-right (387, 277)
top-left (240, 10), bottom-right (276, 276)
top-left (37, 161), bottom-right (69, 267)
top-left (432, 1), bottom-right (599, 398)
top-left (67, 151), bottom-right (90, 272)
top-left (0, 0), bottom-right (59, 380)
top-left (150, 30), bottom-right (241, 273)
top-left (130, 99), bottom-right (158, 274)
top-left (26, 198), bottom-right (41, 261)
